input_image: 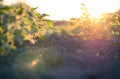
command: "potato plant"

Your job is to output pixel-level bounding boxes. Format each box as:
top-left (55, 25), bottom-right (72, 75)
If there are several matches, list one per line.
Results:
top-left (0, 3), bottom-right (53, 54)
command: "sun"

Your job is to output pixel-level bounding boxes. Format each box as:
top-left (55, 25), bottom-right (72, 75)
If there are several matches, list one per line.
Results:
top-left (83, 0), bottom-right (120, 18)
top-left (3, 0), bottom-right (120, 20)
top-left (88, 9), bottom-right (105, 18)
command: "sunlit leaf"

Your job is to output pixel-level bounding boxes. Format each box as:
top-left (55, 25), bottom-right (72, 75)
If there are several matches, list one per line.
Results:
top-left (30, 7), bottom-right (38, 12)
top-left (17, 7), bottom-right (23, 15)
top-left (39, 35), bottom-right (46, 42)
top-left (0, 3), bottom-right (53, 54)
top-left (47, 20), bottom-right (53, 28)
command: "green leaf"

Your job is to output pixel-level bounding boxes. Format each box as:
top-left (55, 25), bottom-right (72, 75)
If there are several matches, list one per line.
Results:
top-left (20, 21), bottom-right (25, 27)
top-left (40, 13), bottom-right (49, 19)
top-left (30, 7), bottom-right (38, 12)
top-left (17, 7), bottom-right (23, 15)
top-left (14, 35), bottom-right (24, 45)
top-left (35, 13), bottom-right (41, 18)
top-left (39, 35), bottom-right (46, 42)
top-left (47, 20), bottom-right (53, 28)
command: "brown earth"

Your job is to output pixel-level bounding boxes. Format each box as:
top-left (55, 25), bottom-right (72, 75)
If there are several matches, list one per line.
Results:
top-left (46, 33), bottom-right (120, 79)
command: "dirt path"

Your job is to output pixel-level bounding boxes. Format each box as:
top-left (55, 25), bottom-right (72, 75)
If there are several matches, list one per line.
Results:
top-left (0, 33), bottom-right (120, 79)
top-left (47, 33), bottom-right (120, 79)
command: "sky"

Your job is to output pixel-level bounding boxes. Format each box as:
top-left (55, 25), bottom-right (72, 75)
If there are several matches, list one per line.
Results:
top-left (3, 0), bottom-right (120, 20)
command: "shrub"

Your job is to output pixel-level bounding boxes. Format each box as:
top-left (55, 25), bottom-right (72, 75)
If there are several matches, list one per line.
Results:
top-left (0, 3), bottom-right (53, 54)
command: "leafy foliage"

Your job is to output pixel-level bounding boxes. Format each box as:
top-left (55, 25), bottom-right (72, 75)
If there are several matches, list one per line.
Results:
top-left (109, 14), bottom-right (120, 45)
top-left (71, 3), bottom-right (97, 40)
top-left (68, 3), bottom-right (120, 45)
top-left (0, 3), bottom-right (53, 54)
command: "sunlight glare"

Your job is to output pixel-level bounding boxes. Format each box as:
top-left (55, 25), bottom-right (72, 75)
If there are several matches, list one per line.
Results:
top-left (25, 0), bottom-right (83, 20)
top-left (82, 0), bottom-right (120, 18)
top-left (3, 0), bottom-right (17, 4)
top-left (28, 59), bottom-right (38, 68)
top-left (3, 0), bottom-right (120, 20)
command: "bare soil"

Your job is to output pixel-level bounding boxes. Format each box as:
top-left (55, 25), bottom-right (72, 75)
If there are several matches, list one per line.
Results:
top-left (46, 33), bottom-right (120, 79)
